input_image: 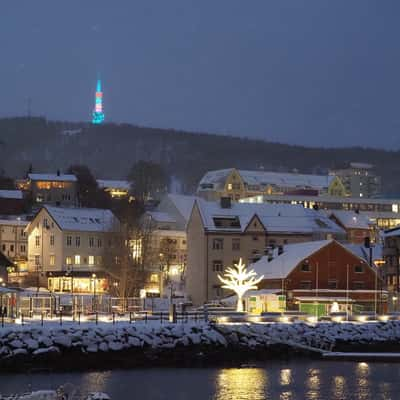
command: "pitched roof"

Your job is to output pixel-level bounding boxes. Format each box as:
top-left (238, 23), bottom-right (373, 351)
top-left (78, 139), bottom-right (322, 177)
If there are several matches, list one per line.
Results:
top-left (167, 194), bottom-right (197, 222)
top-left (0, 190), bottom-right (23, 200)
top-left (330, 210), bottom-right (371, 230)
top-left (198, 168), bottom-right (335, 191)
top-left (195, 198), bottom-right (344, 235)
top-left (251, 240), bottom-right (332, 279)
top-left (146, 211), bottom-right (176, 223)
top-left (344, 243), bottom-right (383, 266)
top-left (97, 179), bottom-right (130, 190)
top-left (28, 173), bottom-right (77, 182)
top-left (43, 206), bottom-right (119, 232)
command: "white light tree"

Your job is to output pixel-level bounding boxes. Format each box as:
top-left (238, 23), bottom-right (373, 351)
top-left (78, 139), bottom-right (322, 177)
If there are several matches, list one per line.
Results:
top-left (218, 258), bottom-right (264, 312)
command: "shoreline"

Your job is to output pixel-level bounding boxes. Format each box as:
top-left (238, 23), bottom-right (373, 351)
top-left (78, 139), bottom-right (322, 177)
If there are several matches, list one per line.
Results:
top-left (2, 321), bottom-right (400, 373)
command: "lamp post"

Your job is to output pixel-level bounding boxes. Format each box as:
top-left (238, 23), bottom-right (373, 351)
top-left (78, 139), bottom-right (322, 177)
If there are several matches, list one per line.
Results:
top-left (92, 273), bottom-right (97, 312)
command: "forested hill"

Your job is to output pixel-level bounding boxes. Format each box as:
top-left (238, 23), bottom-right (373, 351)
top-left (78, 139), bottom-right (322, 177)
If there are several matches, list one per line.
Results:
top-left (1, 117), bottom-right (400, 194)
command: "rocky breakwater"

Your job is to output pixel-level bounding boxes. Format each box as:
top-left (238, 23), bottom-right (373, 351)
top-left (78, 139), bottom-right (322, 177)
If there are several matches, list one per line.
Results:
top-left (1, 321), bottom-right (400, 372)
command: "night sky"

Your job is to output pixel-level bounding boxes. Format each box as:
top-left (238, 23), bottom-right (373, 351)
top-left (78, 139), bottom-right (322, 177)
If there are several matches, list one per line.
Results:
top-left (1, 1), bottom-right (400, 149)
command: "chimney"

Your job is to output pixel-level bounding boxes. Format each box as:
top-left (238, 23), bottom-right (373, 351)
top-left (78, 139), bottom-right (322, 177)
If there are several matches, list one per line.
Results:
top-left (220, 197), bottom-right (232, 209)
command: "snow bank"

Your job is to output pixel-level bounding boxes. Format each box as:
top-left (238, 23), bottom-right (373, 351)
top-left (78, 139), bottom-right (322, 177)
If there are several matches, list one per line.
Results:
top-left (1, 321), bottom-right (400, 362)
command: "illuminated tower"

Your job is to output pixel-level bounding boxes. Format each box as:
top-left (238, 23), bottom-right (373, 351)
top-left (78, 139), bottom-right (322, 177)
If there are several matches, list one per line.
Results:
top-left (92, 79), bottom-right (105, 124)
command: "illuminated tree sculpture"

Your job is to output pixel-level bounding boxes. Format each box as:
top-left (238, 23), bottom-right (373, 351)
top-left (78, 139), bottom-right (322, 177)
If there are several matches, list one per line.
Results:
top-left (218, 258), bottom-right (264, 312)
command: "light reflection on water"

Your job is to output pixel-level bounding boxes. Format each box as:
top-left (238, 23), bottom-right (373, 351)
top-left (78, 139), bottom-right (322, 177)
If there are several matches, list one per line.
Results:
top-left (0, 361), bottom-right (399, 399)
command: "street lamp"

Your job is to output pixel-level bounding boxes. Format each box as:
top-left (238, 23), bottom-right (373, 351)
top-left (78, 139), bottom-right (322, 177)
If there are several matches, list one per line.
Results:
top-left (92, 273), bottom-right (97, 312)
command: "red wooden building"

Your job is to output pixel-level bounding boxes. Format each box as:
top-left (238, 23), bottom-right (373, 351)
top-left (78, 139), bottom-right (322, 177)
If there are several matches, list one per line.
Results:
top-left (252, 239), bottom-right (386, 315)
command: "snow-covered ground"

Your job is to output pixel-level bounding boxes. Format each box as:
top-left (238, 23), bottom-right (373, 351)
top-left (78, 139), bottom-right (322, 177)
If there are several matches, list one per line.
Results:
top-left (1, 320), bottom-right (400, 361)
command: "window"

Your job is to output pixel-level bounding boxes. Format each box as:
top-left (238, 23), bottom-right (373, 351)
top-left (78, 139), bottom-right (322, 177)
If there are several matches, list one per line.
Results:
top-left (328, 280), bottom-right (338, 289)
top-left (353, 281), bottom-right (365, 290)
top-left (75, 236), bottom-right (80, 247)
top-left (66, 236), bottom-right (72, 246)
top-left (74, 255), bottom-right (81, 265)
top-left (35, 235), bottom-right (40, 247)
top-left (299, 280), bottom-right (312, 290)
top-left (66, 256), bottom-right (72, 265)
top-left (50, 235), bottom-right (55, 246)
top-left (88, 255), bottom-right (95, 266)
top-left (49, 255), bottom-right (55, 266)
top-left (354, 265), bottom-right (364, 273)
top-left (97, 256), bottom-right (102, 265)
top-left (10, 245), bottom-right (14, 252)
top-left (35, 255), bottom-right (40, 266)
top-left (301, 263), bottom-right (311, 272)
top-left (212, 260), bottom-right (223, 272)
top-left (232, 238), bottom-right (240, 251)
top-left (20, 244), bottom-right (26, 252)
top-left (2, 244), bottom-right (5, 252)
top-left (97, 238), bottom-right (102, 248)
top-left (213, 285), bottom-right (223, 297)
top-left (212, 238), bottom-right (224, 250)
top-left (21, 229), bottom-right (26, 237)
top-left (252, 236), bottom-right (259, 241)
top-left (227, 183), bottom-right (233, 191)
top-left (43, 218), bottom-right (48, 228)
top-left (182, 240), bottom-right (186, 246)
top-left (89, 237), bottom-right (94, 247)
top-left (150, 273), bottom-right (159, 283)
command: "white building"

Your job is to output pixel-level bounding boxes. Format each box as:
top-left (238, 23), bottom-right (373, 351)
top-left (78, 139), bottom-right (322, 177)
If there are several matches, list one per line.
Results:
top-left (26, 206), bottom-right (120, 294)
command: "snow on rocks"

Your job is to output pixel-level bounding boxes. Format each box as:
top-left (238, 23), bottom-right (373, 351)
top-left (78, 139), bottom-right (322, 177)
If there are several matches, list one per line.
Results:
top-left (1, 321), bottom-right (400, 362)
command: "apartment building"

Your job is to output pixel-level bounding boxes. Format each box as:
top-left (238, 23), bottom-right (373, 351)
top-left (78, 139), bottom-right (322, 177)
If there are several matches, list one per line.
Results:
top-left (26, 205), bottom-right (120, 293)
top-left (197, 168), bottom-right (346, 202)
top-left (18, 172), bottom-right (78, 206)
top-left (140, 194), bottom-right (195, 297)
top-left (330, 162), bottom-right (381, 198)
top-left (186, 197), bottom-right (345, 305)
top-left (0, 216), bottom-right (29, 284)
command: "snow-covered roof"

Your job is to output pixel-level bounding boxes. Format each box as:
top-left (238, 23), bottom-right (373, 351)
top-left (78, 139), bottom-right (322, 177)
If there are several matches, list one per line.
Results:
top-left (383, 226), bottom-right (400, 238)
top-left (195, 198), bottom-right (344, 235)
top-left (198, 168), bottom-right (335, 191)
top-left (152, 229), bottom-right (186, 237)
top-left (167, 194), bottom-right (196, 222)
top-left (147, 211), bottom-right (176, 223)
top-left (42, 206), bottom-right (119, 232)
top-left (252, 240), bottom-right (332, 279)
top-left (344, 243), bottom-right (383, 265)
top-left (0, 217), bottom-right (29, 227)
top-left (330, 210), bottom-right (371, 230)
top-left (97, 179), bottom-right (130, 190)
top-left (0, 190), bottom-right (23, 199)
top-left (28, 173), bottom-right (77, 182)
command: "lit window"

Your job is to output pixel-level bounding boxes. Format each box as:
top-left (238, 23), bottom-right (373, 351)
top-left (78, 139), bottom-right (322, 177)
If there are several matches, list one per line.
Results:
top-left (227, 183), bottom-right (233, 191)
top-left (392, 204), bottom-right (399, 213)
top-left (150, 273), bottom-right (159, 283)
top-left (66, 256), bottom-right (72, 265)
top-left (49, 255), bottom-right (55, 266)
top-left (88, 255), bottom-right (95, 265)
top-left (74, 255), bottom-right (80, 265)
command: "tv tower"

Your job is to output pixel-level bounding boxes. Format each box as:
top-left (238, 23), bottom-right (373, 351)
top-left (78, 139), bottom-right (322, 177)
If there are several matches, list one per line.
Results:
top-left (92, 78), bottom-right (105, 124)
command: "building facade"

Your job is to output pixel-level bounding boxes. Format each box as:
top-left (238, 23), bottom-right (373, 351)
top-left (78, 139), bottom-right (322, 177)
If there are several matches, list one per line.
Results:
top-left (197, 168), bottom-right (346, 201)
top-left (252, 240), bottom-right (385, 315)
top-left (330, 162), bottom-right (381, 198)
top-left (329, 211), bottom-right (373, 244)
top-left (186, 198), bottom-right (345, 305)
top-left (18, 173), bottom-right (78, 206)
top-left (26, 206), bottom-right (120, 294)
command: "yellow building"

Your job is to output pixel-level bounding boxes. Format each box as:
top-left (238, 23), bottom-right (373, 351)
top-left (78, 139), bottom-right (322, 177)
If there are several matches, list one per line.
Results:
top-left (197, 168), bottom-right (346, 202)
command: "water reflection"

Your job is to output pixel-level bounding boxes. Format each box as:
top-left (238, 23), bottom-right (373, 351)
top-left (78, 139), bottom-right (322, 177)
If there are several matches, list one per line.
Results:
top-left (280, 369), bottom-right (292, 386)
top-left (356, 362), bottom-right (370, 400)
top-left (306, 368), bottom-right (321, 400)
top-left (215, 368), bottom-right (267, 400)
top-left (331, 375), bottom-right (346, 399)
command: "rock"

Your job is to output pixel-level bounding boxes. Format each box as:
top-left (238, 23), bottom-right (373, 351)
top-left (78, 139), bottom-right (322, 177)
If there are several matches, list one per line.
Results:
top-left (9, 339), bottom-right (24, 348)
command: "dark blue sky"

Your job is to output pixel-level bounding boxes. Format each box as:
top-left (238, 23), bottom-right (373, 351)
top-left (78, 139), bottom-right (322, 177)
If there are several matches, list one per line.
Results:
top-left (1, 1), bottom-right (400, 149)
